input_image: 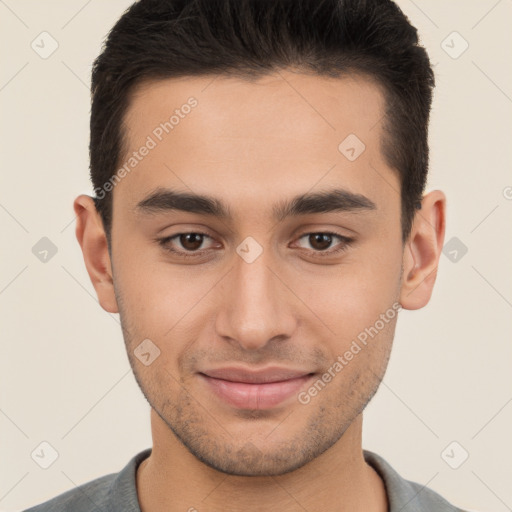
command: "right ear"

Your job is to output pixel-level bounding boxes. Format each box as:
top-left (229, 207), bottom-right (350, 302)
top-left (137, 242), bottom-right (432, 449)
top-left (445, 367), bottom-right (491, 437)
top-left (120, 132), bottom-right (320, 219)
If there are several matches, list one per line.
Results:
top-left (73, 194), bottom-right (119, 313)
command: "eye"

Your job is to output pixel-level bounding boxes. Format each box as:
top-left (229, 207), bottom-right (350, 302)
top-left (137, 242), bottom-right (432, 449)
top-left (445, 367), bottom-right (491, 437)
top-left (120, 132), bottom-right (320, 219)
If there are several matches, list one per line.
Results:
top-left (294, 232), bottom-right (354, 257)
top-left (156, 231), bottom-right (354, 260)
top-left (157, 232), bottom-right (216, 259)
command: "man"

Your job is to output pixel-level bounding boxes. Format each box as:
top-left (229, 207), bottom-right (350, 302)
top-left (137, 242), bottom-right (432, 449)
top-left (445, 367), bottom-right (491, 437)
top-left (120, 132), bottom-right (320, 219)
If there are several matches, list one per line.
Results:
top-left (25, 0), bottom-right (466, 510)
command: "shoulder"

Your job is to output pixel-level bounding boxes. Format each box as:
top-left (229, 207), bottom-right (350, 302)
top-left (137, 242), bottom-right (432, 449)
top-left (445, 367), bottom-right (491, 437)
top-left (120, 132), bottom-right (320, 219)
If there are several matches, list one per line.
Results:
top-left (364, 450), bottom-right (468, 512)
top-left (22, 472), bottom-right (117, 512)
top-left (22, 448), bottom-right (151, 512)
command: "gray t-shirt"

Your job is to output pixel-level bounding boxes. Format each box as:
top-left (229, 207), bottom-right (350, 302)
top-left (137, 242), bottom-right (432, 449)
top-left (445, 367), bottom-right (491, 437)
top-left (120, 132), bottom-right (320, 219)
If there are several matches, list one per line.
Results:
top-left (23, 448), bottom-right (467, 511)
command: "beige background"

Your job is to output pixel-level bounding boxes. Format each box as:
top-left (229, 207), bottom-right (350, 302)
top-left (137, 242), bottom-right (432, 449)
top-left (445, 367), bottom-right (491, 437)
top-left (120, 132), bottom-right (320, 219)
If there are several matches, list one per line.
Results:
top-left (1, 1), bottom-right (511, 511)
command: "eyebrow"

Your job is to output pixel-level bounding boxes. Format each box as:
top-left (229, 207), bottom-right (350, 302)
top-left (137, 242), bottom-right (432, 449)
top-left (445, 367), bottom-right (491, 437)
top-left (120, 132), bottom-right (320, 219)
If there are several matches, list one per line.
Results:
top-left (136, 187), bottom-right (377, 222)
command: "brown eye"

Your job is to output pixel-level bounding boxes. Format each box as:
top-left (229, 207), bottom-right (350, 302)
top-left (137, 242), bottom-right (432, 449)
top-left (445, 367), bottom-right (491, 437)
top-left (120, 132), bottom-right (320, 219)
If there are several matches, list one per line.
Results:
top-left (178, 233), bottom-right (205, 251)
top-left (157, 231), bottom-right (216, 258)
top-left (308, 233), bottom-right (334, 251)
top-left (295, 231), bottom-right (354, 258)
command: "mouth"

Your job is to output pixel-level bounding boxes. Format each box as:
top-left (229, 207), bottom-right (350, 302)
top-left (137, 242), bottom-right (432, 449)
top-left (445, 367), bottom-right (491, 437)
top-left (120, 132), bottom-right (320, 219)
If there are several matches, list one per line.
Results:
top-left (198, 367), bottom-right (316, 410)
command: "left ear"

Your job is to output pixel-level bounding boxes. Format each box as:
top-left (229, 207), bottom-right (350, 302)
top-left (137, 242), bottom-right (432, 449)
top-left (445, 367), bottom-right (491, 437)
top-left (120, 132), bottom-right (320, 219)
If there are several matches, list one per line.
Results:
top-left (399, 189), bottom-right (446, 310)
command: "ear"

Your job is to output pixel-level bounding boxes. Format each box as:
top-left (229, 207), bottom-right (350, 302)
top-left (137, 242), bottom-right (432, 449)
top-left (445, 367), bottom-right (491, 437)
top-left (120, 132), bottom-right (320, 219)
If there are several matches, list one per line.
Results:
top-left (73, 194), bottom-right (119, 313)
top-left (399, 190), bottom-right (446, 310)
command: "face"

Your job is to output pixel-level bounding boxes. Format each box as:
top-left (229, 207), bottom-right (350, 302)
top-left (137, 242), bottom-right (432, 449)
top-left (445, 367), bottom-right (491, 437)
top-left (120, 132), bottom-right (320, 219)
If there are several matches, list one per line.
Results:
top-left (108, 70), bottom-right (405, 476)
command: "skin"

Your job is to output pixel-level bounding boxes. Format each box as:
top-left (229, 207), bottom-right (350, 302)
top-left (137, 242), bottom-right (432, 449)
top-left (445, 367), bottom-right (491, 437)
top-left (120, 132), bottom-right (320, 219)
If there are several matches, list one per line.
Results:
top-left (74, 69), bottom-right (446, 511)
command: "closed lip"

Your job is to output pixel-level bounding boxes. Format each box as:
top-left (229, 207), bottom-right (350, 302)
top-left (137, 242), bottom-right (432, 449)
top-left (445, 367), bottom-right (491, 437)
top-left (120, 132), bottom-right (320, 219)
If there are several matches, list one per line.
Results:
top-left (199, 366), bottom-right (315, 384)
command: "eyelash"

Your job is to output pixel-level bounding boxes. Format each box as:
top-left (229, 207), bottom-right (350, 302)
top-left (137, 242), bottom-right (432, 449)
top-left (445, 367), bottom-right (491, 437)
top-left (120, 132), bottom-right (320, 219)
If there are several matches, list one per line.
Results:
top-left (156, 231), bottom-right (354, 260)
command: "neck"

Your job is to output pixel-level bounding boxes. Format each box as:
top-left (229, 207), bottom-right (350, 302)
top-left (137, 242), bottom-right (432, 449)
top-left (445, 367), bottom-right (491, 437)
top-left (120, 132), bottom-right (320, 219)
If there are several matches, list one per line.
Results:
top-left (136, 410), bottom-right (388, 512)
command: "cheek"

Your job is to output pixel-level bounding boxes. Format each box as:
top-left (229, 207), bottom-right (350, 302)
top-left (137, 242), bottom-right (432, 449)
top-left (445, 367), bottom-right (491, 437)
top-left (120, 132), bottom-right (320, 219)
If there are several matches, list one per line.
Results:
top-left (115, 251), bottom-right (217, 342)
top-left (295, 255), bottom-right (401, 340)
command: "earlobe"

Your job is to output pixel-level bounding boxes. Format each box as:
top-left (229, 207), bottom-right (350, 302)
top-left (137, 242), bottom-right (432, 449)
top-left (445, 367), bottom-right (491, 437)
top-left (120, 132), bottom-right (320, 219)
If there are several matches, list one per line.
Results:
top-left (74, 194), bottom-right (119, 313)
top-left (399, 190), bottom-right (446, 310)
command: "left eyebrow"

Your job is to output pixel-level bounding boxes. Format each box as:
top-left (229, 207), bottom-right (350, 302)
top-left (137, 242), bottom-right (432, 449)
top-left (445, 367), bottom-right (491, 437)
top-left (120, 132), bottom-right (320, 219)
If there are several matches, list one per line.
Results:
top-left (135, 186), bottom-right (377, 221)
top-left (272, 188), bottom-right (377, 222)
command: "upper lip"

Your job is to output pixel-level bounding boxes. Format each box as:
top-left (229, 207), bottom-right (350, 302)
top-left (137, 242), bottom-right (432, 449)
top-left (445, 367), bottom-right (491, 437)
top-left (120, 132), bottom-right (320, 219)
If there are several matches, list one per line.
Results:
top-left (200, 366), bottom-right (314, 384)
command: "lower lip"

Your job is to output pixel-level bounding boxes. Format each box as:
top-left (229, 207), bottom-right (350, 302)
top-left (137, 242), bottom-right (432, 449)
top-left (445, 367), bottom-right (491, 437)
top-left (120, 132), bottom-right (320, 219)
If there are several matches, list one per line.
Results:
top-left (200, 374), bottom-right (314, 410)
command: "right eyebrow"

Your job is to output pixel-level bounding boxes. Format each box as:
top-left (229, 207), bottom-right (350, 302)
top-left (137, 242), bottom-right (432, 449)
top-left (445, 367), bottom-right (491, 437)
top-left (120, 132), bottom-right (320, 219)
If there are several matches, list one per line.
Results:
top-left (136, 187), bottom-right (231, 219)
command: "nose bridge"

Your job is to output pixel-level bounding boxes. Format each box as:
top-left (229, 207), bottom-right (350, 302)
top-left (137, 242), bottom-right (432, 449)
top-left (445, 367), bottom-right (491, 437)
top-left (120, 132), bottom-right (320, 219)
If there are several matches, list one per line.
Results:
top-left (215, 240), bottom-right (296, 350)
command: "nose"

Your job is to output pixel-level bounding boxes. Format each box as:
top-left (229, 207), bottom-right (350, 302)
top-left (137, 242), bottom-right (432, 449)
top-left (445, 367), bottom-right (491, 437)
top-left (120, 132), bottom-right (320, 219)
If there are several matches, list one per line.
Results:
top-left (214, 246), bottom-right (298, 351)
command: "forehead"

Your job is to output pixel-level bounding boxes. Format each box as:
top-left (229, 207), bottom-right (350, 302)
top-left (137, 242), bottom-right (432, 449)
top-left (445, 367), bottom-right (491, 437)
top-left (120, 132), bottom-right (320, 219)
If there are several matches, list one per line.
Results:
top-left (116, 70), bottom-right (397, 222)
top-left (123, 70), bottom-right (386, 150)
